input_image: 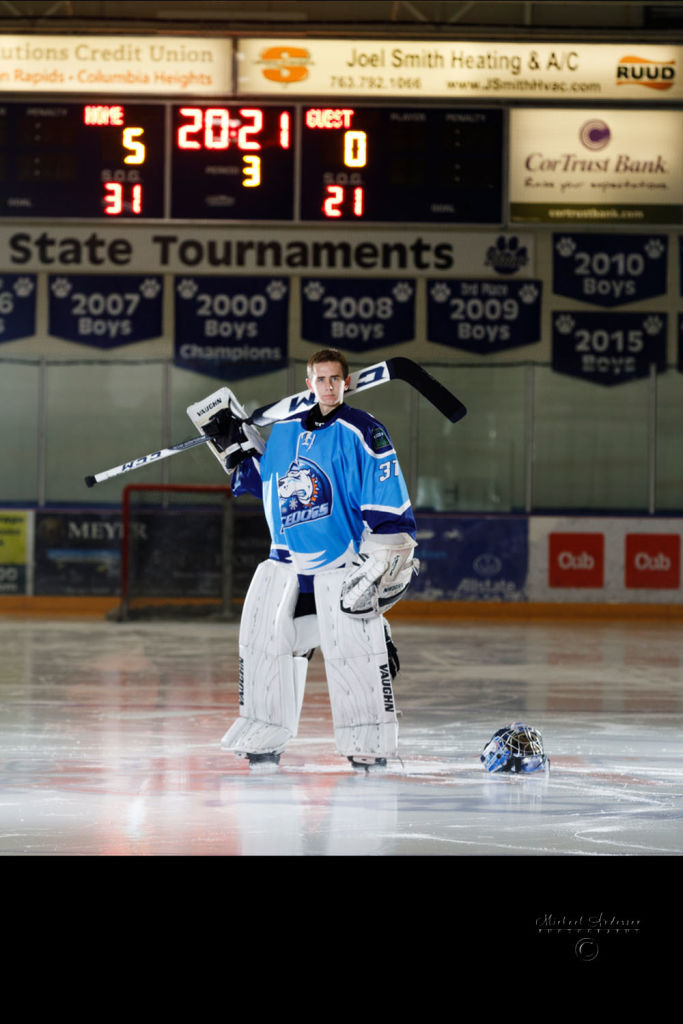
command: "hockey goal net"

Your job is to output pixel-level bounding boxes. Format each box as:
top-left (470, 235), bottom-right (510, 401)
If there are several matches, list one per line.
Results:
top-left (115, 483), bottom-right (235, 621)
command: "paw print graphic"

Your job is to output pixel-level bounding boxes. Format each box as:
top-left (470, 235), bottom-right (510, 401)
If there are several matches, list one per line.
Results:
top-left (644, 238), bottom-right (665, 260)
top-left (13, 277), bottom-right (35, 298)
top-left (139, 278), bottom-right (161, 300)
top-left (430, 282), bottom-right (451, 303)
top-left (555, 313), bottom-right (576, 335)
top-left (485, 235), bottom-right (529, 274)
top-left (643, 315), bottom-right (664, 336)
top-left (303, 280), bottom-right (325, 302)
top-left (177, 278), bottom-right (198, 300)
top-left (555, 237), bottom-right (577, 258)
top-left (51, 277), bottom-right (72, 299)
top-left (518, 283), bottom-right (539, 304)
top-left (266, 279), bottom-right (287, 301)
top-left (392, 282), bottom-right (413, 302)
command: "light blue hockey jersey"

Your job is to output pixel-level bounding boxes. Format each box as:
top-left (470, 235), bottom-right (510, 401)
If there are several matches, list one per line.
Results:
top-left (232, 403), bottom-right (416, 592)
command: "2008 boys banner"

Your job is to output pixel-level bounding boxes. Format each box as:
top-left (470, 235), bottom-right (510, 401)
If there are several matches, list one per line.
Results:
top-left (300, 277), bottom-right (415, 352)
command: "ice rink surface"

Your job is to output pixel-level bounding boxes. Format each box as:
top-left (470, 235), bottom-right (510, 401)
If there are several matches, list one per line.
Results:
top-left (1, 614), bottom-right (682, 860)
top-left (3, 612), bottom-right (680, 969)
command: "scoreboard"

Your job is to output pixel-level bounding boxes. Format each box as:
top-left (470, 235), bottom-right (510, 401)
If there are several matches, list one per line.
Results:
top-left (0, 100), bottom-right (503, 223)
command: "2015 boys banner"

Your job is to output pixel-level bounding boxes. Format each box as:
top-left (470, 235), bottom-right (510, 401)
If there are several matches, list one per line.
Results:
top-left (553, 233), bottom-right (668, 307)
top-left (48, 274), bottom-right (162, 347)
top-left (300, 277), bottom-right (415, 352)
top-left (0, 273), bottom-right (36, 344)
top-left (426, 278), bottom-right (542, 354)
top-left (174, 275), bottom-right (288, 381)
top-left (552, 310), bottom-right (667, 385)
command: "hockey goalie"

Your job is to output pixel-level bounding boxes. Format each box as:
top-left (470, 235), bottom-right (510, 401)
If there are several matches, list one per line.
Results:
top-left (188, 347), bottom-right (419, 772)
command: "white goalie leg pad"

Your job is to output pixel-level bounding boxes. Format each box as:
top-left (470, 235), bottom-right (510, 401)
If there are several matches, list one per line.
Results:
top-left (314, 569), bottom-right (398, 759)
top-left (220, 560), bottom-right (308, 755)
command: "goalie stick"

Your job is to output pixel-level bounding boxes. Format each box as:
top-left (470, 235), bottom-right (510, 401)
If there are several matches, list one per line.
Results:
top-left (84, 357), bottom-right (466, 487)
top-left (247, 357), bottom-right (466, 426)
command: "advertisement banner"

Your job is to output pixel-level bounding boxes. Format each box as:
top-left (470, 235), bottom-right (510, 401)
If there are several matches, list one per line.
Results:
top-left (174, 275), bottom-right (289, 381)
top-left (0, 273), bottom-right (36, 345)
top-left (236, 39), bottom-right (683, 102)
top-left (301, 277), bottom-right (414, 351)
top-left (552, 310), bottom-right (667, 385)
top-left (0, 226), bottom-right (535, 276)
top-left (427, 277), bottom-right (542, 354)
top-left (553, 233), bottom-right (668, 306)
top-left (34, 510), bottom-right (121, 596)
top-left (410, 516), bottom-right (528, 601)
top-left (48, 274), bottom-right (163, 348)
top-left (528, 516), bottom-right (683, 602)
top-left (510, 108), bottom-right (683, 224)
top-left (0, 34), bottom-right (233, 95)
top-left (0, 510), bottom-right (31, 595)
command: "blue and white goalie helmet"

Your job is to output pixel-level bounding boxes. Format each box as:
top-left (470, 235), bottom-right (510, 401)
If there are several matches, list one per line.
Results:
top-left (480, 722), bottom-right (549, 774)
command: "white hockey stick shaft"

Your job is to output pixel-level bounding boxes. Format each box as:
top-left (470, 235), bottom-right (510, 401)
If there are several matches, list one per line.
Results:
top-left (84, 434), bottom-right (211, 488)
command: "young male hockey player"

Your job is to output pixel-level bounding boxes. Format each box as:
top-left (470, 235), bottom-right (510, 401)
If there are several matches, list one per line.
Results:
top-left (214, 347), bottom-right (418, 771)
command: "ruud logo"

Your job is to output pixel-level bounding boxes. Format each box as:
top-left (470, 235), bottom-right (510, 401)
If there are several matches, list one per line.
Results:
top-left (549, 533), bottom-right (604, 588)
top-left (625, 533), bottom-right (680, 589)
top-left (616, 56), bottom-right (676, 91)
top-left (258, 45), bottom-right (311, 84)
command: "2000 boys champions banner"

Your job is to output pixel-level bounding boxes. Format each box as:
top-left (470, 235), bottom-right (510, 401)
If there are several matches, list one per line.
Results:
top-left (174, 275), bottom-right (289, 381)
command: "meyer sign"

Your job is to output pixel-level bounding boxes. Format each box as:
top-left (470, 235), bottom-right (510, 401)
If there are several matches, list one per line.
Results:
top-left (236, 39), bottom-right (683, 101)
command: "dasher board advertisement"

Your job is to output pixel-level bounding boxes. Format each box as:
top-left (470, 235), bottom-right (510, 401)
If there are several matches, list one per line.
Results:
top-left (236, 39), bottom-right (683, 101)
top-left (509, 108), bottom-right (683, 225)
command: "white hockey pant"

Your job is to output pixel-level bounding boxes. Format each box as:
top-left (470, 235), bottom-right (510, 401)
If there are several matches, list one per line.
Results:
top-left (221, 561), bottom-right (398, 760)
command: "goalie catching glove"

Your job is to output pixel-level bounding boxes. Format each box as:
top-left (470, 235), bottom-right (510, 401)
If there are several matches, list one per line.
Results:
top-left (340, 532), bottom-right (419, 618)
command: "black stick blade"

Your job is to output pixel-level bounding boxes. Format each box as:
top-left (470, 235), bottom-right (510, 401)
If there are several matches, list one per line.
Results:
top-left (387, 358), bottom-right (467, 423)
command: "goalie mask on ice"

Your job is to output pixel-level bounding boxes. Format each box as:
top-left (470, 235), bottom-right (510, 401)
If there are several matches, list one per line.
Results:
top-left (480, 722), bottom-right (549, 774)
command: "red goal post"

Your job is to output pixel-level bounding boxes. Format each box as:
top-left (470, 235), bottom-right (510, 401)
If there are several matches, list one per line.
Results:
top-left (117, 483), bottom-right (235, 621)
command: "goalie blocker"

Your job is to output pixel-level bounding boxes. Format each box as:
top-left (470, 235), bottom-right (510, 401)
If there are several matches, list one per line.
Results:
top-left (186, 388), bottom-right (265, 475)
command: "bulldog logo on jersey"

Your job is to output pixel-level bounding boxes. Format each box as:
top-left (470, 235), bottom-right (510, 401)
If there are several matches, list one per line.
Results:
top-left (278, 458), bottom-right (333, 530)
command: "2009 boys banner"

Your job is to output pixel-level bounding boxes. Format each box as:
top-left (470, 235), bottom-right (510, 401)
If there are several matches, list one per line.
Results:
top-left (174, 275), bottom-right (289, 381)
top-left (552, 310), bottom-right (667, 385)
top-left (427, 277), bottom-right (542, 353)
top-left (300, 277), bottom-right (415, 352)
